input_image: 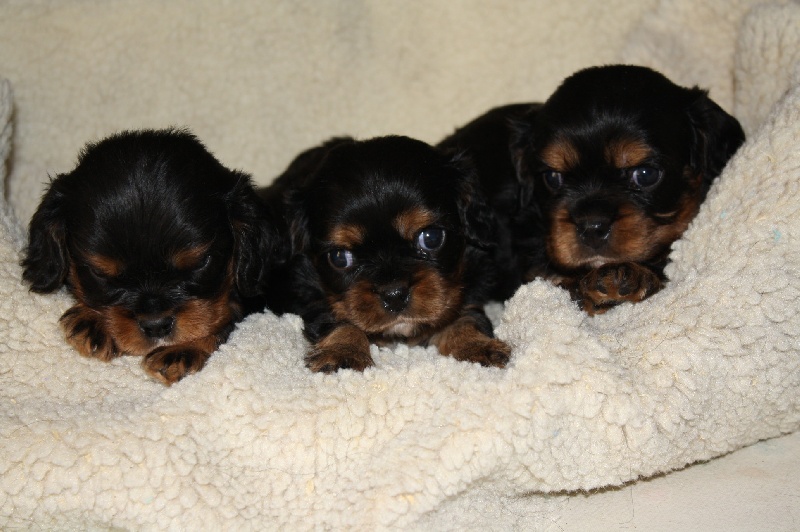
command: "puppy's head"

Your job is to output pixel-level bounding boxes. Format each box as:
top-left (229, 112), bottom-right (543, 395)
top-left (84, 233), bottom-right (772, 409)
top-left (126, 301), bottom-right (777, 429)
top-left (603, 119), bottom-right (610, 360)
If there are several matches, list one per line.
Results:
top-left (289, 135), bottom-right (493, 340)
top-left (22, 128), bottom-right (281, 355)
top-left (513, 64), bottom-right (745, 271)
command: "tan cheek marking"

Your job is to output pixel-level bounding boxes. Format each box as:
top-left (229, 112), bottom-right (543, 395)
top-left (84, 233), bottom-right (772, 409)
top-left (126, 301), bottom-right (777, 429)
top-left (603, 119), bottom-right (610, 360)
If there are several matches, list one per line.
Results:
top-left (605, 138), bottom-right (653, 168)
top-left (611, 196), bottom-right (702, 262)
top-left (540, 138), bottom-right (579, 172)
top-left (393, 208), bottom-right (436, 240)
top-left (172, 263), bottom-right (238, 344)
top-left (329, 224), bottom-right (365, 248)
top-left (173, 290), bottom-right (236, 344)
top-left (406, 268), bottom-right (462, 327)
top-left (104, 307), bottom-right (154, 356)
top-left (546, 206), bottom-right (583, 268)
top-left (610, 206), bottom-right (661, 261)
top-left (650, 191), bottom-right (702, 248)
top-left (329, 279), bottom-right (385, 332)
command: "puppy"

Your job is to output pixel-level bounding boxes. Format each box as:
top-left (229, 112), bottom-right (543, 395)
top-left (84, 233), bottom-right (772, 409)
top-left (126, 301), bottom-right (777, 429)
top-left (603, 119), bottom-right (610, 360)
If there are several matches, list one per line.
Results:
top-left (439, 64), bottom-right (745, 313)
top-left (268, 135), bottom-right (510, 373)
top-left (22, 129), bottom-right (285, 384)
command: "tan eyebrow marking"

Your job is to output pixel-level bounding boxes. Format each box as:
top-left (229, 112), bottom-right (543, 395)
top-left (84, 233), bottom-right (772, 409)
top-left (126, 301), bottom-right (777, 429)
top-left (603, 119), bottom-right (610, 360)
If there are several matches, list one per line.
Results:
top-left (329, 223), bottom-right (365, 248)
top-left (393, 208), bottom-right (436, 240)
top-left (540, 138), bottom-right (580, 172)
top-left (605, 138), bottom-right (653, 168)
top-left (86, 254), bottom-right (124, 277)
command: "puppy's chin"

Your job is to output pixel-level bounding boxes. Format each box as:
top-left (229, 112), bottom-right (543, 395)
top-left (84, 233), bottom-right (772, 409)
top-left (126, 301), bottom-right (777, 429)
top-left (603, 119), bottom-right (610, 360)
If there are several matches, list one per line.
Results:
top-left (328, 269), bottom-right (463, 340)
top-left (381, 319), bottom-right (420, 338)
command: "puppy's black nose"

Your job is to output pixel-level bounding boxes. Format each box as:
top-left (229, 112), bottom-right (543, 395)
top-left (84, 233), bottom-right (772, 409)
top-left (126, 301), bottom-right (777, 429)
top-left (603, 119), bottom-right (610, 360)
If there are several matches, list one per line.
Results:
top-left (576, 215), bottom-right (612, 250)
top-left (378, 283), bottom-right (410, 314)
top-left (138, 316), bottom-right (175, 339)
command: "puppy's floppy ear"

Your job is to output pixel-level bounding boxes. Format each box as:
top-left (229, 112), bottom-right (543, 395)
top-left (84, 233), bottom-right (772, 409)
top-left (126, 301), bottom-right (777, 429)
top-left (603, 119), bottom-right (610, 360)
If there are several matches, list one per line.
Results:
top-left (687, 91), bottom-right (746, 186)
top-left (447, 150), bottom-right (497, 249)
top-left (22, 178), bottom-right (70, 293)
top-left (273, 136), bottom-right (354, 256)
top-left (226, 172), bottom-right (288, 298)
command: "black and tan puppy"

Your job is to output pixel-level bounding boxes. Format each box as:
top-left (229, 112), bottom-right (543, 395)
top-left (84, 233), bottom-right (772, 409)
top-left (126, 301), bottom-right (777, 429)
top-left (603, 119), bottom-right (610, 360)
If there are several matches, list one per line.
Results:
top-left (22, 129), bottom-right (285, 384)
top-left (439, 64), bottom-right (745, 313)
top-left (269, 135), bottom-right (510, 373)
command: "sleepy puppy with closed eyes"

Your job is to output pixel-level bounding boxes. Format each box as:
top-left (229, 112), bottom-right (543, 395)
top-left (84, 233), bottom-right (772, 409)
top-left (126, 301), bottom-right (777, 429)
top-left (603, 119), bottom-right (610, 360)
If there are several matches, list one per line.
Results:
top-left (22, 129), bottom-right (285, 384)
top-left (268, 135), bottom-right (510, 373)
top-left (439, 64), bottom-right (745, 313)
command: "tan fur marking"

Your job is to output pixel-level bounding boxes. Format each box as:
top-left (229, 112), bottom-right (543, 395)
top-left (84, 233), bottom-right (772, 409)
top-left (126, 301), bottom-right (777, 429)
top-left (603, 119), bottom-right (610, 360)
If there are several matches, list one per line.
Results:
top-left (67, 262), bottom-right (237, 361)
top-left (86, 254), bottom-right (123, 277)
top-left (546, 190), bottom-right (702, 269)
top-left (306, 323), bottom-right (373, 373)
top-left (432, 316), bottom-right (510, 367)
top-left (393, 208), bottom-right (436, 240)
top-left (540, 138), bottom-right (579, 172)
top-left (172, 243), bottom-right (211, 270)
top-left (317, 323), bottom-right (370, 353)
top-left (605, 138), bottom-right (653, 168)
top-left (546, 206), bottom-right (584, 268)
top-left (329, 224), bottom-right (365, 248)
top-left (59, 303), bottom-right (119, 361)
top-left (328, 267), bottom-right (462, 339)
top-left (142, 337), bottom-right (218, 385)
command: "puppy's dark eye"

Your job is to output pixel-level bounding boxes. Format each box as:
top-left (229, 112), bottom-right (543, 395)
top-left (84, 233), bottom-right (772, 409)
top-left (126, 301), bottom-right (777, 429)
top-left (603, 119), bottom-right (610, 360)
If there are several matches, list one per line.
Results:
top-left (327, 249), bottom-right (354, 270)
top-left (195, 255), bottom-right (211, 271)
top-left (86, 255), bottom-right (123, 280)
top-left (628, 166), bottom-right (662, 188)
top-left (89, 266), bottom-right (111, 280)
top-left (416, 227), bottom-right (445, 252)
top-left (542, 170), bottom-right (563, 191)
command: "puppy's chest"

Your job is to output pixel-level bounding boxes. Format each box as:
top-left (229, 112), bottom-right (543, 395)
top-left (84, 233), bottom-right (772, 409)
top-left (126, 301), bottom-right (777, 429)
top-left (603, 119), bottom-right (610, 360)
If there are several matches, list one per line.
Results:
top-left (368, 323), bottom-right (434, 348)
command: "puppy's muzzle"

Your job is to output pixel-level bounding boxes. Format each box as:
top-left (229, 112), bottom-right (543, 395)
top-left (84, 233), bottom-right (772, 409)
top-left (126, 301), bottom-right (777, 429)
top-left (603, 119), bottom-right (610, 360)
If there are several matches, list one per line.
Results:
top-left (575, 213), bottom-right (612, 250)
top-left (377, 281), bottom-right (411, 314)
top-left (138, 315), bottom-right (175, 339)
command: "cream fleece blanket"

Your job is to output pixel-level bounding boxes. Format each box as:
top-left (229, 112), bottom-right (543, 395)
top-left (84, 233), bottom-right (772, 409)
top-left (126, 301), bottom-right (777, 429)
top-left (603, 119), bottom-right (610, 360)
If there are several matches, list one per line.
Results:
top-left (1, 1), bottom-right (799, 529)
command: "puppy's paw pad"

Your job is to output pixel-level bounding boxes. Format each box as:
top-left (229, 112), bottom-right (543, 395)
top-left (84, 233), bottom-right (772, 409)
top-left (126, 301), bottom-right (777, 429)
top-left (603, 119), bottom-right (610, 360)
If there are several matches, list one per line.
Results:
top-left (60, 305), bottom-right (119, 361)
top-left (143, 346), bottom-right (211, 385)
top-left (305, 346), bottom-right (374, 374)
top-left (579, 263), bottom-right (662, 313)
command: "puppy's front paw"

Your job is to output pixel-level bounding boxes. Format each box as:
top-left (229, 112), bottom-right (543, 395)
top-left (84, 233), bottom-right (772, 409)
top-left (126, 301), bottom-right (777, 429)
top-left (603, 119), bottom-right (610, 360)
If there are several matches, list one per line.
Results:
top-left (452, 337), bottom-right (511, 368)
top-left (579, 262), bottom-right (663, 315)
top-left (433, 317), bottom-right (511, 368)
top-left (60, 304), bottom-right (119, 361)
top-left (305, 345), bottom-right (374, 374)
top-left (142, 344), bottom-right (212, 385)
top-left (305, 324), bottom-right (373, 373)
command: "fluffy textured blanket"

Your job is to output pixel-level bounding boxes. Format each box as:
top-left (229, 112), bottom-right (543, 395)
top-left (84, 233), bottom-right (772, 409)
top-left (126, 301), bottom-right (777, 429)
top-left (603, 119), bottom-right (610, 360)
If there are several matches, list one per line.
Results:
top-left (1, 0), bottom-right (798, 529)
